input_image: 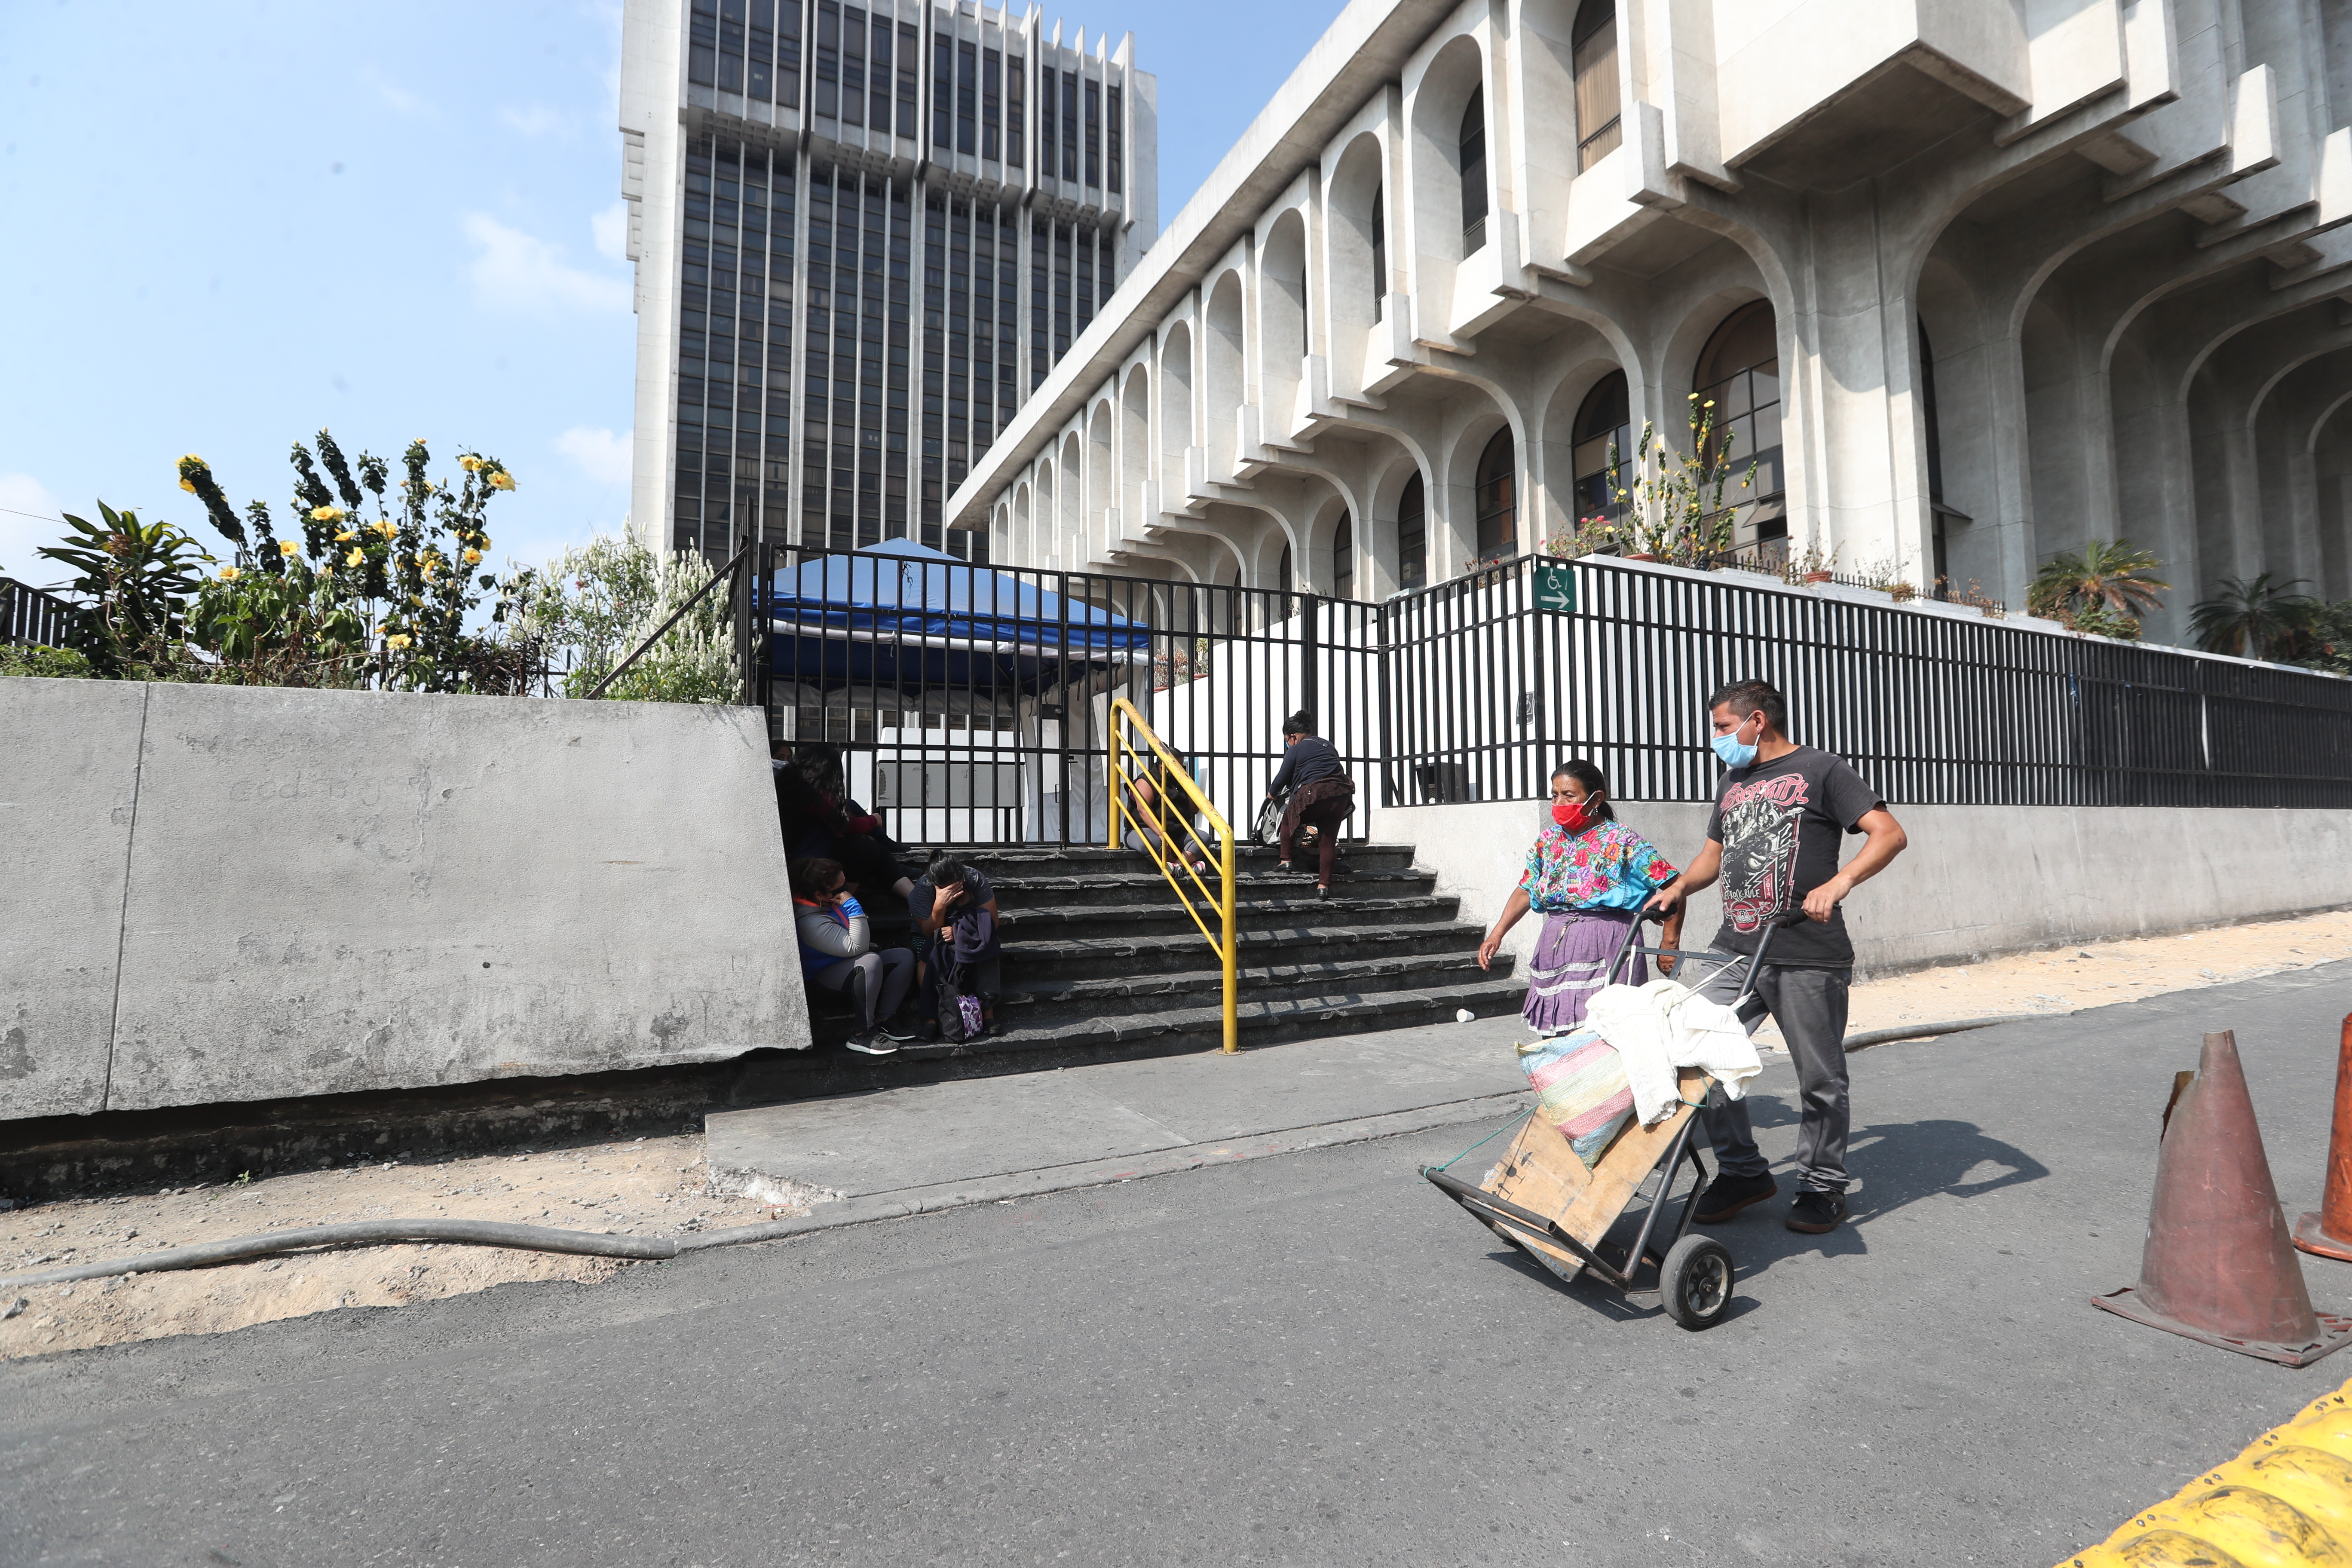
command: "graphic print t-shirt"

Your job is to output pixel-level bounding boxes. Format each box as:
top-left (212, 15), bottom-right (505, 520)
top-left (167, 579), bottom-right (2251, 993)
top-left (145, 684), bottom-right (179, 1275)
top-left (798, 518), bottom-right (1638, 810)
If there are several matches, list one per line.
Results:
top-left (1704, 746), bottom-right (1884, 968)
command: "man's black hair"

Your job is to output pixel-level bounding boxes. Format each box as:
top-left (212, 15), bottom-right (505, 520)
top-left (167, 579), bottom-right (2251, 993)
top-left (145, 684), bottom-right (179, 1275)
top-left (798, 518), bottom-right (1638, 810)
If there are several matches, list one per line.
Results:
top-left (1706, 679), bottom-right (1787, 735)
top-left (926, 851), bottom-right (969, 890)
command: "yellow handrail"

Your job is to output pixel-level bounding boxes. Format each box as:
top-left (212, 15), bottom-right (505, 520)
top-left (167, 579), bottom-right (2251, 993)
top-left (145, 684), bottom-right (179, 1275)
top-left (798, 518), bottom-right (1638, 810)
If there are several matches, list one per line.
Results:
top-left (1106, 697), bottom-right (1240, 1054)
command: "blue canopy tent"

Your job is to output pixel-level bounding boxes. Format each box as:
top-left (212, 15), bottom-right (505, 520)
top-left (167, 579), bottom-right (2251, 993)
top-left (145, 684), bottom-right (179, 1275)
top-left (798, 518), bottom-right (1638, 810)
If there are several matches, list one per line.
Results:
top-left (766, 539), bottom-right (1152, 704)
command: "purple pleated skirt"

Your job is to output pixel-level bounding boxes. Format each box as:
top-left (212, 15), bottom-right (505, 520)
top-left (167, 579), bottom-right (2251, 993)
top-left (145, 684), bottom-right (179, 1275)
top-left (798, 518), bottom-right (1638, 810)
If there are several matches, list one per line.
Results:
top-left (1522, 907), bottom-right (1645, 1032)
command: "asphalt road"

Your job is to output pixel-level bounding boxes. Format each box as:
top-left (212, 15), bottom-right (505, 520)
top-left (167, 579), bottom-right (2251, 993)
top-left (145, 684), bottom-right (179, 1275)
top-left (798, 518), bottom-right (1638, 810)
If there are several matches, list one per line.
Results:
top-left (7, 962), bottom-right (2352, 1568)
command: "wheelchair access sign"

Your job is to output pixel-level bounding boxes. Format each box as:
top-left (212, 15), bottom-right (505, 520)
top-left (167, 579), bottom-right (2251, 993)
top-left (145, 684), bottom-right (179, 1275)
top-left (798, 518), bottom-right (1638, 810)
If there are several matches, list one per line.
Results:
top-left (1534, 560), bottom-right (1577, 614)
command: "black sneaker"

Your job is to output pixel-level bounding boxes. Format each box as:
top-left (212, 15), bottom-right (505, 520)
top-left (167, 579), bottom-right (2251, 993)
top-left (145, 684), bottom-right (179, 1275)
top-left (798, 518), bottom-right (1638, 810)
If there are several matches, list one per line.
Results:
top-left (1785, 1190), bottom-right (1848, 1234)
top-left (877, 1014), bottom-right (922, 1044)
top-left (844, 1030), bottom-right (897, 1057)
top-left (1694, 1172), bottom-right (1778, 1224)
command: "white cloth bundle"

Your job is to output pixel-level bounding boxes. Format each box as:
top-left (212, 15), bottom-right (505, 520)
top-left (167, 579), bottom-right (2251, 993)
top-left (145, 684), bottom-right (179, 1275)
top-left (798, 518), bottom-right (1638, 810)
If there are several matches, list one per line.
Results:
top-left (1583, 978), bottom-right (1763, 1127)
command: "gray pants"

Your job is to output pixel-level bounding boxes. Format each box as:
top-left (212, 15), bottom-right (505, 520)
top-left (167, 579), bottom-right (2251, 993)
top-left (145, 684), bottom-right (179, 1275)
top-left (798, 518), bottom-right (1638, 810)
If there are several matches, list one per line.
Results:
top-left (1693, 958), bottom-right (1852, 1194)
top-left (812, 947), bottom-right (914, 1029)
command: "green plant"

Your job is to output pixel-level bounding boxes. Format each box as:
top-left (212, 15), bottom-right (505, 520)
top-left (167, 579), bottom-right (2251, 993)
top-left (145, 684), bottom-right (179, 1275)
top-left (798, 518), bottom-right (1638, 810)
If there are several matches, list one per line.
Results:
top-left (499, 533), bottom-right (737, 703)
top-left (2065, 601), bottom-right (2144, 640)
top-left (2027, 539), bottom-right (2169, 623)
top-left (0, 643), bottom-right (96, 679)
top-left (1613, 393), bottom-right (1760, 564)
top-left (176, 432), bottom-right (516, 691)
top-left (2190, 573), bottom-right (2319, 661)
top-left (34, 502), bottom-right (208, 676)
top-left (2307, 600), bottom-right (2352, 675)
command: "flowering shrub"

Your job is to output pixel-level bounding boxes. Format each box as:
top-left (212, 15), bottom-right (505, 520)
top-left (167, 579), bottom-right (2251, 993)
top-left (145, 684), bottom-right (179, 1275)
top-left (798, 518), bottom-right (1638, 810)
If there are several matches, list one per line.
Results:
top-left (1616, 394), bottom-right (1761, 564)
top-left (33, 502), bottom-right (208, 677)
top-left (176, 431), bottom-right (518, 690)
top-left (497, 533), bottom-right (737, 704)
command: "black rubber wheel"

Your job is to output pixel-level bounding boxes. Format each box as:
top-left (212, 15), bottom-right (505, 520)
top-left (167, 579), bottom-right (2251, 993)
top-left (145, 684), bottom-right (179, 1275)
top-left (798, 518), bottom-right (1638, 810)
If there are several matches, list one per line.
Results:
top-left (1660, 1234), bottom-right (1734, 1329)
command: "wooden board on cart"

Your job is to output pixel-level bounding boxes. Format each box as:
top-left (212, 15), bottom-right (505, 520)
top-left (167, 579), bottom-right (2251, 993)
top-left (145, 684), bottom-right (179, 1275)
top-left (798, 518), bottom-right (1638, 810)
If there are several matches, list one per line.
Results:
top-left (1481, 1067), bottom-right (1713, 1268)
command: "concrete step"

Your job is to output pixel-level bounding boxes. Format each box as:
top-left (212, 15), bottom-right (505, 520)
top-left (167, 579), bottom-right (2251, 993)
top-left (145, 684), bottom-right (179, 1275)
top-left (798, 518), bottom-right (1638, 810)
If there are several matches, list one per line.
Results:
top-left (998, 950), bottom-right (1518, 1028)
top-left (994, 892), bottom-right (1461, 943)
top-left (941, 842), bottom-right (1422, 877)
top-left (995, 917), bottom-right (1490, 983)
top-left (985, 866), bottom-right (1433, 908)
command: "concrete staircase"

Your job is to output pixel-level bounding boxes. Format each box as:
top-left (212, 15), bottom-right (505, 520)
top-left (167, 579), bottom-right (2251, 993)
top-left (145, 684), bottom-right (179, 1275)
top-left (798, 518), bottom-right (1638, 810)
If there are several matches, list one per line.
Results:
top-left (812, 841), bottom-right (1522, 1057)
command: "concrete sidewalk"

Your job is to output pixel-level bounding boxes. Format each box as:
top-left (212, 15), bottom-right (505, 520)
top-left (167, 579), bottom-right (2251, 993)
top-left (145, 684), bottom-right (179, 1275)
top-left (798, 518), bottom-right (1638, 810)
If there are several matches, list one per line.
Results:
top-left (703, 1012), bottom-right (1536, 1231)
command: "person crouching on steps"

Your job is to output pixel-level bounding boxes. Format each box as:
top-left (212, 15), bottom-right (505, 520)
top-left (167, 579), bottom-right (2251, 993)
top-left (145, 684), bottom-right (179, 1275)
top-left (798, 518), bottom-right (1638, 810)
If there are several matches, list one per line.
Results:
top-left (1476, 759), bottom-right (1684, 1034)
top-left (912, 852), bottom-right (1003, 1040)
top-left (1267, 710), bottom-right (1355, 898)
top-left (792, 857), bottom-right (918, 1057)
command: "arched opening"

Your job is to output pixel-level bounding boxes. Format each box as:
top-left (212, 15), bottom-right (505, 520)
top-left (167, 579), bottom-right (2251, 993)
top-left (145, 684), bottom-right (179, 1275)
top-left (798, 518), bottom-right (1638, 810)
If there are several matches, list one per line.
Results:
top-left (1262, 211), bottom-right (1308, 431)
top-left (1332, 510), bottom-right (1354, 599)
top-left (1370, 187), bottom-right (1386, 321)
top-left (1204, 273), bottom-right (1246, 479)
top-left (1572, 371), bottom-right (1630, 526)
top-left (1397, 472), bottom-right (1428, 589)
top-left (1086, 404), bottom-right (1112, 559)
top-left (1060, 433), bottom-right (1083, 556)
top-left (1459, 87), bottom-right (1488, 255)
top-left (1474, 428), bottom-right (1515, 561)
top-left (1160, 321), bottom-right (1194, 485)
top-left (1919, 318), bottom-right (1946, 585)
top-left (1572, 0), bottom-right (1621, 172)
top-left (1275, 539), bottom-right (1294, 602)
top-left (1694, 300), bottom-right (1784, 543)
top-left (1121, 366), bottom-right (1149, 521)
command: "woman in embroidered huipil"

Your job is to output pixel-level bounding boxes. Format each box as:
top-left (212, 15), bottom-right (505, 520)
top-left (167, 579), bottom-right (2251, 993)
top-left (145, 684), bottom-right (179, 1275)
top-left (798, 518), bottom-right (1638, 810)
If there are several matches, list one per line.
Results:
top-left (1476, 759), bottom-right (1684, 1033)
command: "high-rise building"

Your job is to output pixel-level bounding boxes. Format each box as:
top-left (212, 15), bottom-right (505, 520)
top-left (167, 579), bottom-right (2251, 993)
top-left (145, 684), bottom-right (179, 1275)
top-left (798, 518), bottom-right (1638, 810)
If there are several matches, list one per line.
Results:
top-left (617, 0), bottom-right (1157, 564)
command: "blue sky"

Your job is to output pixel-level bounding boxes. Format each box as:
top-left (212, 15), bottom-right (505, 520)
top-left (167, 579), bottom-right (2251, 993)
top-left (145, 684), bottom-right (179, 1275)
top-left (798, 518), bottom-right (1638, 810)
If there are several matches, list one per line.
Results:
top-left (0, 0), bottom-right (1341, 588)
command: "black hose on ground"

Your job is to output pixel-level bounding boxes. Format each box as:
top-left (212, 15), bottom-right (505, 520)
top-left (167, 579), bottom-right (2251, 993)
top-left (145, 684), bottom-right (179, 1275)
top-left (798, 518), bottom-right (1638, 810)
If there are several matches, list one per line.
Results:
top-left (1842, 1012), bottom-right (2055, 1053)
top-left (0, 1219), bottom-right (679, 1291)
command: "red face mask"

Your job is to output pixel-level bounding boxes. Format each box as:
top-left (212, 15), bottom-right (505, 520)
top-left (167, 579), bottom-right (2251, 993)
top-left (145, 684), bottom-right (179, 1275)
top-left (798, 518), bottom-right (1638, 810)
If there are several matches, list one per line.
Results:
top-left (1552, 797), bottom-right (1600, 834)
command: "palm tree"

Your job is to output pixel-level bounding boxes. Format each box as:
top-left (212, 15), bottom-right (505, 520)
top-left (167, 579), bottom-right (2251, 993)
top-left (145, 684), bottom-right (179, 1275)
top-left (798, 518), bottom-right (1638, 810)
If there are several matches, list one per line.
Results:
top-left (2026, 539), bottom-right (2170, 622)
top-left (2190, 573), bottom-right (2319, 661)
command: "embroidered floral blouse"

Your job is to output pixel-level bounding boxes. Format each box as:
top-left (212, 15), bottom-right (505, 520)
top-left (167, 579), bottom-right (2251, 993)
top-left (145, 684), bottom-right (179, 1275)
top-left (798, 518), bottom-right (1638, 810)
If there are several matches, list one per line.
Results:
top-left (1518, 820), bottom-right (1679, 913)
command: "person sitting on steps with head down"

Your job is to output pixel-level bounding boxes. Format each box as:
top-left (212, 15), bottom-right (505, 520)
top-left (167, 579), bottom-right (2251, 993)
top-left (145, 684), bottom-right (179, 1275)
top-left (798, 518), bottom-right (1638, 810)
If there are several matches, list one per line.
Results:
top-left (1266, 710), bottom-right (1355, 899)
top-left (791, 856), bottom-right (919, 1057)
top-left (910, 851), bottom-right (1004, 1040)
top-left (778, 740), bottom-right (916, 906)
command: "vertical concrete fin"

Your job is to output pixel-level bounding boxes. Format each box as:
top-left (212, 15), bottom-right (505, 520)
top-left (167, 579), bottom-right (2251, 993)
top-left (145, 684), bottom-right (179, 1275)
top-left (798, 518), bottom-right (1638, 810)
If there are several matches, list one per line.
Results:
top-left (2317, 128), bottom-right (2352, 230)
top-left (2232, 64), bottom-right (2282, 176)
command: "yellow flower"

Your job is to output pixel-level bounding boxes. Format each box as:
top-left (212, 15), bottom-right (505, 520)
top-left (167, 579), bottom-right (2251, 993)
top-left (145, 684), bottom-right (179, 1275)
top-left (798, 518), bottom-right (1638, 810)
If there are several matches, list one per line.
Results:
top-left (374, 520), bottom-right (398, 539)
top-left (1702, 400), bottom-right (1715, 409)
top-left (387, 633), bottom-right (412, 650)
top-left (488, 470), bottom-right (515, 491)
top-left (318, 560), bottom-right (334, 576)
top-left (463, 548), bottom-right (482, 565)
top-left (477, 536), bottom-right (491, 551)
top-left (278, 540), bottom-right (299, 557)
top-left (411, 594), bottom-right (424, 606)
top-left (346, 548), bottom-right (364, 567)
top-left (1687, 392), bottom-right (1700, 400)
top-left (310, 505), bottom-right (344, 523)
top-left (335, 528), bottom-right (355, 541)
top-left (179, 478), bottom-right (196, 493)
top-left (459, 455), bottom-right (484, 473)
top-left (217, 566), bottom-right (242, 581)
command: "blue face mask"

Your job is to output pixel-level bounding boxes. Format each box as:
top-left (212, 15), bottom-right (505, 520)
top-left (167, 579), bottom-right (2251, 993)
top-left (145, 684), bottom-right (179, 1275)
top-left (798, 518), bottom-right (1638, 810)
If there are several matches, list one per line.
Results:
top-left (1712, 716), bottom-right (1761, 769)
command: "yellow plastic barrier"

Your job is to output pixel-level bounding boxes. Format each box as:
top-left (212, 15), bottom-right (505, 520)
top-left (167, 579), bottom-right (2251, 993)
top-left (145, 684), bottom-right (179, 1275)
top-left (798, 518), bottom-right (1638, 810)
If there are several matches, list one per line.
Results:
top-left (1106, 698), bottom-right (1239, 1054)
top-left (2060, 1379), bottom-right (2352, 1566)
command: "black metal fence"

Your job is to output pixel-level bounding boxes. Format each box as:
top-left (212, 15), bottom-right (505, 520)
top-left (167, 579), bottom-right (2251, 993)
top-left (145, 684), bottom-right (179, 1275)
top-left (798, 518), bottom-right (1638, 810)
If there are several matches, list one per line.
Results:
top-left (1, 578), bottom-right (79, 649)
top-left (743, 546), bottom-right (2352, 847)
top-left (1381, 554), bottom-right (2352, 810)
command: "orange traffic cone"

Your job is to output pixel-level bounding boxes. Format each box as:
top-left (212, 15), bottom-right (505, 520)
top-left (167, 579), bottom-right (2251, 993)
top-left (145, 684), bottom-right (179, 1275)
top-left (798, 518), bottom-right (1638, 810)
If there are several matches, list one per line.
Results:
top-left (2296, 1013), bottom-right (2352, 1262)
top-left (2092, 1031), bottom-right (2352, 1367)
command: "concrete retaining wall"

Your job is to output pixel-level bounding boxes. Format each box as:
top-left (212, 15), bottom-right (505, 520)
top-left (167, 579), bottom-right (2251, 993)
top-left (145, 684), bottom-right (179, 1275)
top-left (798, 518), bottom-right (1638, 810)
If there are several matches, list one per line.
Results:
top-left (2, 678), bottom-right (808, 1122)
top-left (1375, 798), bottom-right (2352, 980)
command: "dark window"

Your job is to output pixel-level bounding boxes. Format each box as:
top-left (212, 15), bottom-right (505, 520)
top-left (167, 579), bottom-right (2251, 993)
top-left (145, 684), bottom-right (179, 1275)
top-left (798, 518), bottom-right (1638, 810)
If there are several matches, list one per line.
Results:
top-left (718, 0), bottom-right (745, 93)
top-left (1370, 186), bottom-right (1386, 322)
top-left (1693, 300), bottom-right (1783, 528)
top-left (1277, 543), bottom-right (1293, 599)
top-left (747, 0), bottom-right (773, 101)
top-left (689, 0), bottom-right (718, 87)
top-left (1099, 228), bottom-right (1116, 305)
top-left (1459, 86), bottom-right (1488, 254)
top-left (1333, 511), bottom-right (1354, 599)
top-left (1007, 58), bottom-right (1025, 165)
top-left (777, 0), bottom-right (801, 108)
top-left (1474, 427), bottom-right (1515, 561)
top-left (839, 5), bottom-right (864, 127)
top-left (982, 48), bottom-right (1001, 160)
top-left (1039, 65), bottom-right (1057, 178)
top-left (896, 23), bottom-right (918, 135)
top-left (933, 34), bottom-right (952, 146)
top-left (1060, 71), bottom-right (1078, 179)
top-left (1084, 80), bottom-right (1100, 187)
top-left (1571, 371), bottom-right (1630, 524)
top-left (1397, 473), bottom-right (1427, 590)
top-left (1573, 0), bottom-right (1622, 172)
top-left (1919, 318), bottom-right (1944, 503)
top-left (815, 2), bottom-right (839, 118)
top-left (958, 41), bottom-right (977, 155)
top-left (1107, 85), bottom-right (1122, 194)
top-left (869, 16), bottom-right (893, 130)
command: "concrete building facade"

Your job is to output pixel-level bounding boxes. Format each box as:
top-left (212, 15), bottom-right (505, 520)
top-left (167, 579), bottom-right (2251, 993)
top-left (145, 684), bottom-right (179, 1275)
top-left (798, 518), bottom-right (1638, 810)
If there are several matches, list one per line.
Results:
top-left (617, 0), bottom-right (1158, 563)
top-left (952, 0), bottom-right (2352, 646)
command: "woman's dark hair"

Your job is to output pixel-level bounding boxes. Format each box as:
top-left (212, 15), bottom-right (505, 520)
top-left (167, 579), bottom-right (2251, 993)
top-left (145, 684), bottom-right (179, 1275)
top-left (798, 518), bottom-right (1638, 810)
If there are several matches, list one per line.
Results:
top-left (789, 857), bottom-right (845, 900)
top-left (794, 742), bottom-right (846, 799)
top-left (1281, 710), bottom-right (1314, 737)
top-left (926, 850), bottom-right (970, 891)
top-left (1551, 759), bottom-right (1617, 822)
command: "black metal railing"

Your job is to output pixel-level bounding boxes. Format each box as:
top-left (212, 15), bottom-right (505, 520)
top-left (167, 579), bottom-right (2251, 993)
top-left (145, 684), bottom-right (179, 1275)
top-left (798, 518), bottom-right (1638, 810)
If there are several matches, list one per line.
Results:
top-left (1380, 554), bottom-right (2352, 810)
top-left (1, 578), bottom-right (80, 649)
